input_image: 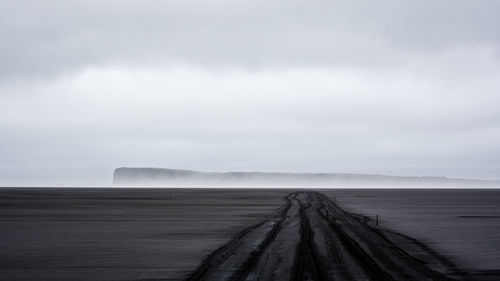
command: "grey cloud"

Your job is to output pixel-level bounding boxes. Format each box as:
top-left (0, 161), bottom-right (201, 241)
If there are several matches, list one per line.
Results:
top-left (1, 0), bottom-right (500, 79)
top-left (1, 1), bottom-right (500, 185)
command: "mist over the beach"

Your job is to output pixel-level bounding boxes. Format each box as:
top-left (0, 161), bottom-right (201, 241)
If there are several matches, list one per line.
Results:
top-left (2, 1), bottom-right (500, 186)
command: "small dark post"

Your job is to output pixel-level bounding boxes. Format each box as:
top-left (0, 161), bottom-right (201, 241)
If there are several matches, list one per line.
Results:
top-left (375, 215), bottom-right (379, 225)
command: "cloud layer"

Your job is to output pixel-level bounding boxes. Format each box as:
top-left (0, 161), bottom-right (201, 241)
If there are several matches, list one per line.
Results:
top-left (1, 1), bottom-right (500, 185)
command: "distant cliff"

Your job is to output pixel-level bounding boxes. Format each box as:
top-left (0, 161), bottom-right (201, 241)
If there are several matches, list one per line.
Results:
top-left (112, 167), bottom-right (500, 187)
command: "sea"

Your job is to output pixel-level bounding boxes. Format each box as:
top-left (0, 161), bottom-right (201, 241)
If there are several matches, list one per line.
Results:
top-left (0, 188), bottom-right (499, 280)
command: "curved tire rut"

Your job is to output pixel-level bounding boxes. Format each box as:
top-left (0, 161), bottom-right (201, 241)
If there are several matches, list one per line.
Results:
top-left (186, 191), bottom-right (469, 281)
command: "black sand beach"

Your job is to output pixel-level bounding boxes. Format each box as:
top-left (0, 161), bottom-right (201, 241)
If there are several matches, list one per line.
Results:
top-left (1, 188), bottom-right (499, 280)
top-left (188, 191), bottom-right (466, 281)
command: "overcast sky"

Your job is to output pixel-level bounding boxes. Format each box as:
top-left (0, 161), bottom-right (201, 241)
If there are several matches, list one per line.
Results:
top-left (1, 0), bottom-right (500, 185)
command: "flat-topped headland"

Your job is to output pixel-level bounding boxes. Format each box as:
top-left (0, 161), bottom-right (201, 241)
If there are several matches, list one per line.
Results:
top-left (113, 167), bottom-right (500, 187)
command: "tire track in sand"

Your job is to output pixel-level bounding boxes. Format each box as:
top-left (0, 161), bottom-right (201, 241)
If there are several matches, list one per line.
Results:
top-left (187, 191), bottom-right (468, 281)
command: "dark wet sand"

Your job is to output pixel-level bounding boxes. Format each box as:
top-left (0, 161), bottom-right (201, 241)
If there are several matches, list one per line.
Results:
top-left (188, 191), bottom-right (466, 281)
top-left (1, 188), bottom-right (499, 280)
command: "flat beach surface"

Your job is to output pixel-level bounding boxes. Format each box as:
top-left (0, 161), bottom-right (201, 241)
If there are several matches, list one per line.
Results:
top-left (1, 188), bottom-right (499, 280)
